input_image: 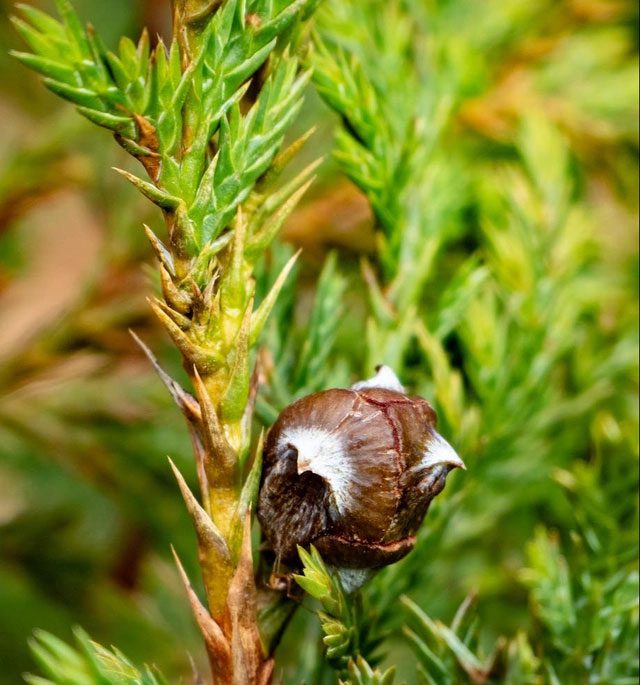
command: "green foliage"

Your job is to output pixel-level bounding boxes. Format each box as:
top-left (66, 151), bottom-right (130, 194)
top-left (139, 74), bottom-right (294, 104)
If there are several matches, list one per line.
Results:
top-left (313, 2), bottom-right (466, 374)
top-left (402, 522), bottom-right (639, 685)
top-left (11, 0), bottom-right (318, 301)
top-left (294, 546), bottom-right (357, 674)
top-left (3, 0), bottom-right (637, 683)
top-left (297, 0), bottom-right (639, 683)
top-left (294, 546), bottom-right (391, 684)
top-left (290, 251), bottom-right (346, 392)
top-left (11, 0), bottom-right (319, 480)
top-left (25, 628), bottom-right (168, 685)
top-left (522, 527), bottom-right (639, 683)
top-left (339, 657), bottom-right (395, 685)
top-left (11, 0), bottom-right (312, 201)
top-left (255, 246), bottom-right (349, 425)
top-left (403, 594), bottom-right (505, 685)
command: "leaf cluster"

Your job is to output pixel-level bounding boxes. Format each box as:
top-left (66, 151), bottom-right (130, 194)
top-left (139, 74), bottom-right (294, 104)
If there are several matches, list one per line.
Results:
top-left (294, 546), bottom-right (395, 684)
top-left (296, 0), bottom-right (639, 682)
top-left (254, 246), bottom-right (349, 424)
top-left (403, 594), bottom-right (506, 685)
top-left (26, 629), bottom-right (168, 685)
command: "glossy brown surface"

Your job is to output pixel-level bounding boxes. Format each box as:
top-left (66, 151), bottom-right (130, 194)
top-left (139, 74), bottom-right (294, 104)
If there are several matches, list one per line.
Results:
top-left (257, 386), bottom-right (458, 571)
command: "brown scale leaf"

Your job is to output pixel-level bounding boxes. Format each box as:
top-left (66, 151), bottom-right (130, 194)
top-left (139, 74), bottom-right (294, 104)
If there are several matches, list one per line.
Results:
top-left (169, 457), bottom-right (233, 618)
top-left (129, 329), bottom-right (202, 423)
top-left (226, 513), bottom-right (273, 685)
top-left (132, 113), bottom-right (161, 181)
top-left (172, 547), bottom-right (233, 684)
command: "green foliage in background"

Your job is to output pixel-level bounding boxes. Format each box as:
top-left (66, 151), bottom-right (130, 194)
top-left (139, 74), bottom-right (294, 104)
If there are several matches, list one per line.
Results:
top-left (1, 0), bottom-right (638, 683)
top-left (25, 628), bottom-right (169, 685)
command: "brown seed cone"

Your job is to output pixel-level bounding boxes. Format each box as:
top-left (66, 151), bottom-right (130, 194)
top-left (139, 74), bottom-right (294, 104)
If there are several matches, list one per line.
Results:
top-left (257, 367), bottom-right (464, 575)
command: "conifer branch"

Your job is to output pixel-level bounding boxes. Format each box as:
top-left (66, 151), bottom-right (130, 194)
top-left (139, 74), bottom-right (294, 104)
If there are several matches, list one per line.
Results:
top-left (13, 1), bottom-right (320, 682)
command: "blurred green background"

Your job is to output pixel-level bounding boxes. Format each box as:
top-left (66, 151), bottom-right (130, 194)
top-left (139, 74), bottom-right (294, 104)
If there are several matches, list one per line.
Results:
top-left (0, 0), bottom-right (637, 683)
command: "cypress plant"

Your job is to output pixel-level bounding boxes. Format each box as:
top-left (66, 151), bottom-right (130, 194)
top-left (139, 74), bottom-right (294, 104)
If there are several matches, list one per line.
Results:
top-left (7, 0), bottom-right (638, 683)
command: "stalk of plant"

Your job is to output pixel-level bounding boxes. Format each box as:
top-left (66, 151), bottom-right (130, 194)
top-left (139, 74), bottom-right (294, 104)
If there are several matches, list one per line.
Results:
top-left (12, 0), bottom-right (320, 682)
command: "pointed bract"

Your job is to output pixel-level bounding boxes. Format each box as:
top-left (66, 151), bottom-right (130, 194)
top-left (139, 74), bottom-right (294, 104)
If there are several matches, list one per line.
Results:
top-left (144, 224), bottom-right (176, 276)
top-left (247, 177), bottom-right (316, 258)
top-left (168, 458), bottom-right (230, 562)
top-left (226, 514), bottom-right (273, 685)
top-left (250, 250), bottom-right (300, 345)
top-left (221, 296), bottom-right (253, 422)
top-left (150, 300), bottom-right (223, 372)
top-left (113, 167), bottom-right (181, 210)
top-left (129, 329), bottom-right (202, 423)
top-left (171, 547), bottom-right (232, 683)
top-left (191, 367), bottom-right (238, 481)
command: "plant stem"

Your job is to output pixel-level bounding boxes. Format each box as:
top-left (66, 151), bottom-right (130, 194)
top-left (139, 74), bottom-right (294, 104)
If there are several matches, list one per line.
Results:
top-left (12, 0), bottom-right (320, 681)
